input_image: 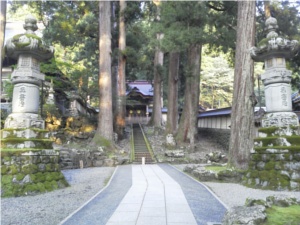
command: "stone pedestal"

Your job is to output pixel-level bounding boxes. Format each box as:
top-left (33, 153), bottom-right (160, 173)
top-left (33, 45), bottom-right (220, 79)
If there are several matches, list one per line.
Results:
top-left (1, 149), bottom-right (68, 197)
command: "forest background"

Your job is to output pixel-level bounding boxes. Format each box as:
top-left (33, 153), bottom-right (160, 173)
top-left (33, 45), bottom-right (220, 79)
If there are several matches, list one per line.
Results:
top-left (1, 1), bottom-right (300, 169)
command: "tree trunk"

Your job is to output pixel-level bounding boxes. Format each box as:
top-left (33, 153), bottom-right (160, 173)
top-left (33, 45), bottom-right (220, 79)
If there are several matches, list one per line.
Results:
top-left (115, 0), bottom-right (126, 139)
top-left (111, 1), bottom-right (118, 137)
top-left (0, 1), bottom-right (7, 73)
top-left (165, 52), bottom-right (179, 135)
top-left (229, 0), bottom-right (256, 169)
top-left (149, 1), bottom-right (163, 127)
top-left (176, 44), bottom-right (201, 148)
top-left (95, 1), bottom-right (113, 142)
top-left (149, 38), bottom-right (164, 127)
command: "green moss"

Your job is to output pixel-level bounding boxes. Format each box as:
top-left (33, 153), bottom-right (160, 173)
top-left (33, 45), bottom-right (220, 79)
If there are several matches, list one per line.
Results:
top-left (258, 127), bottom-right (278, 136)
top-left (2, 175), bottom-right (13, 184)
top-left (287, 136), bottom-right (300, 145)
top-left (22, 164), bottom-right (38, 174)
top-left (258, 38), bottom-right (270, 48)
top-left (249, 170), bottom-right (259, 178)
top-left (254, 146), bottom-right (300, 153)
top-left (252, 154), bottom-right (262, 161)
top-left (1, 165), bottom-right (8, 174)
top-left (24, 183), bottom-right (38, 194)
top-left (267, 178), bottom-right (278, 190)
top-left (45, 164), bottom-right (54, 172)
top-left (30, 174), bottom-right (36, 182)
top-left (16, 173), bottom-right (25, 181)
top-left (44, 181), bottom-right (52, 191)
top-left (54, 164), bottom-right (60, 171)
top-left (50, 180), bottom-right (58, 189)
top-left (205, 165), bottom-right (227, 173)
top-left (279, 178), bottom-right (290, 189)
top-left (254, 137), bottom-right (276, 147)
top-left (12, 34), bottom-right (42, 49)
top-left (259, 171), bottom-right (271, 181)
top-left (0, 149), bottom-right (56, 158)
top-left (3, 156), bottom-right (11, 161)
top-left (45, 172), bottom-right (54, 181)
top-left (265, 161), bottom-right (275, 170)
top-left (34, 172), bottom-right (46, 183)
top-left (36, 182), bottom-right (46, 193)
top-left (2, 138), bottom-right (53, 149)
top-left (263, 205), bottom-right (300, 225)
top-left (10, 164), bottom-right (19, 175)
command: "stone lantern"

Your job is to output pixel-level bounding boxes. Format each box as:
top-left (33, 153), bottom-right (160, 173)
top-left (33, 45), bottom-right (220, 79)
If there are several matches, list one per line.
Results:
top-left (247, 16), bottom-right (300, 191)
top-left (1, 16), bottom-right (68, 197)
top-left (250, 16), bottom-right (299, 127)
top-left (4, 14), bottom-right (54, 129)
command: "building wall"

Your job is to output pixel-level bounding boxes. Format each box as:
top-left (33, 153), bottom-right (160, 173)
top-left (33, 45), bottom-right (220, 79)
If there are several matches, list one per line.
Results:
top-left (198, 116), bottom-right (231, 129)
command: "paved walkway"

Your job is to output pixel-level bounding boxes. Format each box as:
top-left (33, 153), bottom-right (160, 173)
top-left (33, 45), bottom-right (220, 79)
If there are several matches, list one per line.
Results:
top-left (60, 164), bottom-right (227, 225)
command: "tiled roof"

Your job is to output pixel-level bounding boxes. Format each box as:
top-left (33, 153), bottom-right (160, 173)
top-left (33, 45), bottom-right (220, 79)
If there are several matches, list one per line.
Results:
top-left (126, 80), bottom-right (153, 97)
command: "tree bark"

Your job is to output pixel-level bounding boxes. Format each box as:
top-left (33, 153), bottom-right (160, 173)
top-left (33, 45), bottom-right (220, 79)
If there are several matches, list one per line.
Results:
top-left (95, 1), bottom-right (113, 142)
top-left (229, 0), bottom-right (256, 169)
top-left (0, 1), bottom-right (7, 74)
top-left (115, 0), bottom-right (126, 139)
top-left (149, 1), bottom-right (163, 127)
top-left (176, 44), bottom-right (201, 148)
top-left (149, 38), bottom-right (164, 127)
top-left (165, 52), bottom-right (179, 135)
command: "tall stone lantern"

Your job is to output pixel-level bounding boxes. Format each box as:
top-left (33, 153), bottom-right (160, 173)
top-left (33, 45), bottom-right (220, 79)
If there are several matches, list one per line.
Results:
top-left (247, 16), bottom-right (300, 191)
top-left (1, 16), bottom-right (68, 197)
top-left (4, 15), bottom-right (53, 129)
top-left (251, 16), bottom-right (299, 126)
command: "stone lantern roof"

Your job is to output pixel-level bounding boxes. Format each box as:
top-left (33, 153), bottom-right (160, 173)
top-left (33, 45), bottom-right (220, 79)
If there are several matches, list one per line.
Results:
top-left (5, 15), bottom-right (54, 60)
top-left (250, 16), bottom-right (299, 62)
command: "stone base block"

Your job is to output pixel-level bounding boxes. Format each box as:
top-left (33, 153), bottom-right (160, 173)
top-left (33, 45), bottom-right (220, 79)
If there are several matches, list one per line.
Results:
top-left (245, 149), bottom-right (300, 191)
top-left (1, 128), bottom-right (50, 139)
top-left (1, 149), bottom-right (68, 197)
top-left (5, 113), bottom-right (44, 129)
top-left (262, 112), bottom-right (299, 128)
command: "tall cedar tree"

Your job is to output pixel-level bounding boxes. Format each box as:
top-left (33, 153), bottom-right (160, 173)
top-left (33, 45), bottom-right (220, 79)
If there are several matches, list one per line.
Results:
top-left (165, 51), bottom-right (179, 134)
top-left (176, 45), bottom-right (201, 147)
top-left (94, 1), bottom-right (114, 141)
top-left (229, 0), bottom-right (256, 169)
top-left (149, 0), bottom-right (164, 127)
top-left (114, 0), bottom-right (127, 139)
top-left (0, 1), bottom-right (6, 73)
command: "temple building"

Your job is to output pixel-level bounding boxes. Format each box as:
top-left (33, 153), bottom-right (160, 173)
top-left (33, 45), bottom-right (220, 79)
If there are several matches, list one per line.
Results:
top-left (126, 80), bottom-right (154, 118)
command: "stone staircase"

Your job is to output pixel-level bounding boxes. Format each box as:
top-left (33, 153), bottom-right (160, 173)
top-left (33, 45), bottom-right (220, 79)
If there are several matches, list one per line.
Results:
top-left (132, 124), bottom-right (154, 164)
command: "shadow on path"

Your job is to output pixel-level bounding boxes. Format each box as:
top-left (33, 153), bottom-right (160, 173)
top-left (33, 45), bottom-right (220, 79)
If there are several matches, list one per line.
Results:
top-left (159, 164), bottom-right (227, 225)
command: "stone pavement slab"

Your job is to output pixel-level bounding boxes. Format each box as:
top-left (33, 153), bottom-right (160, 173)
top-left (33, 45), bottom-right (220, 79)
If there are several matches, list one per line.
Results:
top-left (59, 165), bottom-right (132, 225)
top-left (106, 165), bottom-right (197, 225)
top-left (60, 164), bottom-right (227, 225)
top-left (159, 164), bottom-right (227, 225)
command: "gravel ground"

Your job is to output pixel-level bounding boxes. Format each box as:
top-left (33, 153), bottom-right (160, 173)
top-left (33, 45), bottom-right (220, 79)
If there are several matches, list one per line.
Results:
top-left (202, 181), bottom-right (300, 208)
top-left (174, 164), bottom-right (300, 208)
top-left (1, 167), bottom-right (115, 225)
top-left (2, 165), bottom-right (300, 225)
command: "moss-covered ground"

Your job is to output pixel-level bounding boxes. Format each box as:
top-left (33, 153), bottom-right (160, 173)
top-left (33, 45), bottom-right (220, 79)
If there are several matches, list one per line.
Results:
top-left (263, 205), bottom-right (300, 225)
top-left (204, 165), bottom-right (228, 173)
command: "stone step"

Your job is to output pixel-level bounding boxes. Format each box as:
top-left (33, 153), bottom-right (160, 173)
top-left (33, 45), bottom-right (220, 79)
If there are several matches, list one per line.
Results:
top-left (132, 124), bottom-right (155, 164)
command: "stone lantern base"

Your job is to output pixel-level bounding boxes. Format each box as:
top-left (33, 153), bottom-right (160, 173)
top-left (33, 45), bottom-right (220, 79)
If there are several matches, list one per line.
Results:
top-left (5, 113), bottom-right (45, 130)
top-left (261, 112), bottom-right (299, 128)
top-left (244, 125), bottom-right (300, 191)
top-left (1, 128), bottom-right (69, 197)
